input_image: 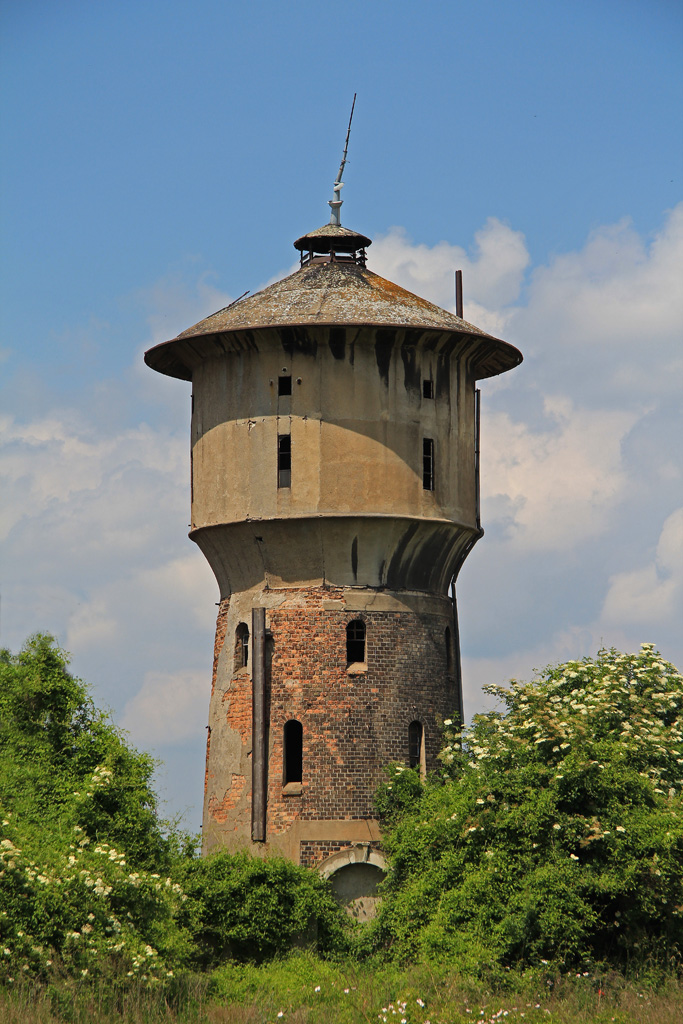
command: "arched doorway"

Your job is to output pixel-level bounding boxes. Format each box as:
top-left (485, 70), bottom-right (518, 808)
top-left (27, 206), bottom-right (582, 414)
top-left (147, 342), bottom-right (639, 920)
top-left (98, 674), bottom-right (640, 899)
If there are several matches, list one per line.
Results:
top-left (318, 845), bottom-right (387, 921)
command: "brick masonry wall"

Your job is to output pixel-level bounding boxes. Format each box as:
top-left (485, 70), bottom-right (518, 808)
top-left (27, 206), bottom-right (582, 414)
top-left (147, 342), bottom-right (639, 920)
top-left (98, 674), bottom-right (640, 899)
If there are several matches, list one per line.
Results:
top-left (299, 839), bottom-right (381, 869)
top-left (203, 586), bottom-right (458, 854)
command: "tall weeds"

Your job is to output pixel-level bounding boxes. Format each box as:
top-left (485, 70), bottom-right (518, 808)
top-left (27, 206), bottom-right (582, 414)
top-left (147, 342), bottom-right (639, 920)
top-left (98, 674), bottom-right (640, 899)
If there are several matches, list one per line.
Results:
top-left (2, 960), bottom-right (681, 1024)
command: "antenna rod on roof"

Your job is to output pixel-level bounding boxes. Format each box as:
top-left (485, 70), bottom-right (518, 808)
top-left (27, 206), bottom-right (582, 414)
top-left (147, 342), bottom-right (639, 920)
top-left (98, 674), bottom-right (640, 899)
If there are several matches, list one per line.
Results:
top-left (329, 93), bottom-right (357, 227)
top-left (336, 93), bottom-right (356, 186)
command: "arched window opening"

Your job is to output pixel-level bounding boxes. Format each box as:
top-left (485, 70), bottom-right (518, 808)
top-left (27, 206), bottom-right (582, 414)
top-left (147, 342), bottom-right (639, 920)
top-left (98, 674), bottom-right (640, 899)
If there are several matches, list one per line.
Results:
top-left (235, 622), bottom-right (249, 671)
top-left (346, 619), bottom-right (366, 665)
top-left (283, 720), bottom-right (303, 784)
top-left (408, 720), bottom-right (425, 775)
top-left (445, 626), bottom-right (453, 673)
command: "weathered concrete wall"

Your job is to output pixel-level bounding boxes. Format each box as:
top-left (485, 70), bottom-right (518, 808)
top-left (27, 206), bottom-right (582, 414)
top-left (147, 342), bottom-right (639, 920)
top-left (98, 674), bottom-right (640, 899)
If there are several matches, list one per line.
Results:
top-left (193, 515), bottom-right (477, 597)
top-left (190, 327), bottom-right (477, 534)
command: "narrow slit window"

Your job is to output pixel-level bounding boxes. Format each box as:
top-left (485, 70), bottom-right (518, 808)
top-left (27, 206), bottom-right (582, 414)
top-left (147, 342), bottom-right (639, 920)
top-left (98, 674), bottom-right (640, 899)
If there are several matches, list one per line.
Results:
top-left (445, 626), bottom-right (453, 673)
top-left (278, 434), bottom-right (291, 488)
top-left (408, 720), bottom-right (424, 771)
top-left (346, 619), bottom-right (366, 665)
top-left (278, 375), bottom-right (292, 396)
top-left (423, 438), bottom-right (434, 491)
top-left (283, 720), bottom-right (303, 784)
top-left (423, 379), bottom-right (434, 399)
top-left (235, 623), bottom-right (249, 671)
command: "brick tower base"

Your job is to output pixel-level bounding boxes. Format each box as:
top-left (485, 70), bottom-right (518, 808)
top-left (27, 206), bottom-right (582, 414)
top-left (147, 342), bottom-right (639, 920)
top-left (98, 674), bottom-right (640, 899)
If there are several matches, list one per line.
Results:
top-left (202, 584), bottom-right (458, 865)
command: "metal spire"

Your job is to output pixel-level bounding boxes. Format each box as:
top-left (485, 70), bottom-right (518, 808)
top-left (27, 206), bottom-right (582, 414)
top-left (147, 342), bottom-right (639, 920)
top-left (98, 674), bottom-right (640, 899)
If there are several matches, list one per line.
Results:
top-left (328, 94), bottom-right (356, 227)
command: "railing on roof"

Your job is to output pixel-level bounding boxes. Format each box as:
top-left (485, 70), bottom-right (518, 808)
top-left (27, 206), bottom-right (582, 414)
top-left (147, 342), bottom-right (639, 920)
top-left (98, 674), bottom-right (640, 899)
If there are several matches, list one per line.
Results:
top-left (299, 248), bottom-right (367, 269)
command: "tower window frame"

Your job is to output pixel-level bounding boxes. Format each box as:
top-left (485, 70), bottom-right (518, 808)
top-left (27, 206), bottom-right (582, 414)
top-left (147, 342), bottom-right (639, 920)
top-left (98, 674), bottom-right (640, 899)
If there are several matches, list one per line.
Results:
top-left (408, 720), bottom-right (426, 777)
top-left (234, 622), bottom-right (249, 672)
top-left (278, 375), bottom-right (292, 396)
top-left (283, 719), bottom-right (303, 792)
top-left (423, 438), bottom-right (434, 491)
top-left (346, 619), bottom-right (366, 669)
top-left (277, 433), bottom-right (291, 488)
top-left (445, 626), bottom-right (453, 674)
top-left (422, 379), bottom-right (434, 399)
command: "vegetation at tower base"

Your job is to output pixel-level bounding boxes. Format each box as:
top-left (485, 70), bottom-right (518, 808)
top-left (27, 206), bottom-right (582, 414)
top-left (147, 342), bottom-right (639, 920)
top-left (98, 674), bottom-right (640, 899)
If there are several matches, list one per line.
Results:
top-left (0, 636), bottom-right (346, 985)
top-left (178, 853), bottom-right (346, 967)
top-left (371, 644), bottom-right (683, 973)
top-left (3, 633), bottom-right (683, 1022)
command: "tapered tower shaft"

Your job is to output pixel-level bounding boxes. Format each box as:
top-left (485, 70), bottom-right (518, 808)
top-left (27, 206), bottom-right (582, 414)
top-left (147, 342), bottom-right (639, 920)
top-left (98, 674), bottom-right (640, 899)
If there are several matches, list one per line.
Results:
top-left (145, 222), bottom-right (521, 880)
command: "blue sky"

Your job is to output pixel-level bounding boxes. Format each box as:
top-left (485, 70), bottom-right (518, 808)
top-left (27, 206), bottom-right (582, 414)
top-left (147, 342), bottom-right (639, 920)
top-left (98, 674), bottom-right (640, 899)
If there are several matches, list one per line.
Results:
top-left (1, 0), bottom-right (682, 831)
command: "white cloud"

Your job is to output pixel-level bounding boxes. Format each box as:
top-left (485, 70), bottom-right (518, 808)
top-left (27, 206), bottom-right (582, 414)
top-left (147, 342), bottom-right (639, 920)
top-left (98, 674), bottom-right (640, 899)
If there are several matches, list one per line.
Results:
top-left (506, 203), bottom-right (683, 404)
top-left (1, 399), bottom-right (216, 738)
top-left (601, 507), bottom-right (683, 626)
top-left (482, 397), bottom-right (639, 551)
top-left (521, 206), bottom-right (683, 349)
top-left (135, 554), bottom-right (218, 631)
top-left (122, 669), bottom-right (209, 745)
top-left (0, 412), bottom-right (187, 544)
top-left (67, 597), bottom-right (118, 650)
top-left (63, 554), bottom-right (217, 658)
top-left (370, 217), bottom-right (530, 313)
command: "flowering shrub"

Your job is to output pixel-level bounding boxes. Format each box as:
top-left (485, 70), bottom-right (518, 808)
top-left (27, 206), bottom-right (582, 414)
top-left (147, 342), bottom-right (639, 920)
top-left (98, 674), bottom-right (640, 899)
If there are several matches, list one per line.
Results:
top-left (0, 815), bottom-right (192, 981)
top-left (0, 636), bottom-right (345, 983)
top-left (0, 635), bottom-right (197, 981)
top-left (373, 646), bottom-right (683, 971)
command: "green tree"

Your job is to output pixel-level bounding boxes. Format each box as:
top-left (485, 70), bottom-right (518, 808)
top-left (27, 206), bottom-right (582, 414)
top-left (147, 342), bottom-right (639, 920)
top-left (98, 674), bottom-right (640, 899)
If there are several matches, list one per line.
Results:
top-left (0, 634), bottom-right (169, 868)
top-left (373, 645), bottom-right (683, 972)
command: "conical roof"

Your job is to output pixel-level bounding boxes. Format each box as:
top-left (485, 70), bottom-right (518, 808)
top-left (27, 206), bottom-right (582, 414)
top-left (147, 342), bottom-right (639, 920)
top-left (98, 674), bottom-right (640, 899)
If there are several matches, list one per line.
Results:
top-left (178, 263), bottom-right (492, 337)
top-left (145, 251), bottom-right (522, 382)
top-left (293, 223), bottom-right (372, 253)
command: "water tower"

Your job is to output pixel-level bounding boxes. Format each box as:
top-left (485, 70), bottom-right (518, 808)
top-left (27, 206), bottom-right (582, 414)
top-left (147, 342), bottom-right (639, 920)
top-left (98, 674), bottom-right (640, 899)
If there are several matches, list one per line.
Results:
top-left (144, 131), bottom-right (521, 899)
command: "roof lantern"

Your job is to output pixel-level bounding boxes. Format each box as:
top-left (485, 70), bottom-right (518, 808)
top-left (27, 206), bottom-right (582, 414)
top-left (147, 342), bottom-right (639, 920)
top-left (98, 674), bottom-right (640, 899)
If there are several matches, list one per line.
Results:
top-left (293, 223), bottom-right (372, 267)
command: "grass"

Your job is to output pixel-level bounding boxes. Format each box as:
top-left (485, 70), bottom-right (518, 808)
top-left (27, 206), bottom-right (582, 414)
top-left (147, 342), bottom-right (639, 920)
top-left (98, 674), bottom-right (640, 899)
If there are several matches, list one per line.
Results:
top-left (1, 955), bottom-right (683, 1023)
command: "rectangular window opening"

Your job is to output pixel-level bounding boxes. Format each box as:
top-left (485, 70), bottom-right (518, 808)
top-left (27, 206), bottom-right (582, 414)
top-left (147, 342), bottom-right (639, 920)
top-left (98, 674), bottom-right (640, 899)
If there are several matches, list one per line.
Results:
top-left (423, 379), bottom-right (434, 399)
top-left (346, 619), bottom-right (366, 666)
top-left (284, 720), bottom-right (303, 785)
top-left (278, 375), bottom-right (292, 396)
top-left (423, 438), bottom-right (434, 491)
top-left (278, 434), bottom-right (291, 488)
top-left (408, 721), bottom-right (425, 775)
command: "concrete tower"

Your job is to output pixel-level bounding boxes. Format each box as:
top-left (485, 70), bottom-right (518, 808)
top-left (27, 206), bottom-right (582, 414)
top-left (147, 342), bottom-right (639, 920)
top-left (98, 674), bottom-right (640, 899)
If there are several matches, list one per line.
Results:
top-left (145, 191), bottom-right (521, 894)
